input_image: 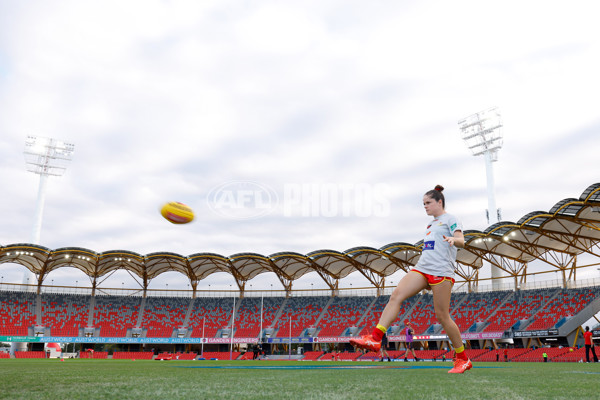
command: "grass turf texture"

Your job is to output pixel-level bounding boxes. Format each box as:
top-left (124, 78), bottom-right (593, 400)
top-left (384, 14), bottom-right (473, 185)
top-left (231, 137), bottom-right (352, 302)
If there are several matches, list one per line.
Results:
top-left (1, 359), bottom-right (598, 400)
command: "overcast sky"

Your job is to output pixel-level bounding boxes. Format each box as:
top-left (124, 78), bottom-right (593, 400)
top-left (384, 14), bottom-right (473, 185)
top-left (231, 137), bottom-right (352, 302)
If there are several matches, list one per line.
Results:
top-left (1, 0), bottom-right (599, 291)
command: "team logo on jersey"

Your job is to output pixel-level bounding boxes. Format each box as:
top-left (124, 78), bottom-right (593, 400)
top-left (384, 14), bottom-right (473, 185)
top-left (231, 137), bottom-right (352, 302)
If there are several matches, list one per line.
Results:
top-left (423, 241), bottom-right (435, 250)
top-left (451, 223), bottom-right (457, 231)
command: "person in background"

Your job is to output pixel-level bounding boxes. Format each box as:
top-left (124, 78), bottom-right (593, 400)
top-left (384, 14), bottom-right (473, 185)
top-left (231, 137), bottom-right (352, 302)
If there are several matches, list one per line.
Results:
top-left (584, 326), bottom-right (598, 363)
top-left (380, 332), bottom-right (391, 362)
top-left (401, 322), bottom-right (419, 362)
top-left (330, 346), bottom-right (340, 361)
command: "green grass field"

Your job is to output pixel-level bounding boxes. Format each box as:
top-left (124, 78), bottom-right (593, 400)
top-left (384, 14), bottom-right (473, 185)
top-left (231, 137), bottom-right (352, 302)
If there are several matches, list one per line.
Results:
top-left (1, 359), bottom-right (598, 400)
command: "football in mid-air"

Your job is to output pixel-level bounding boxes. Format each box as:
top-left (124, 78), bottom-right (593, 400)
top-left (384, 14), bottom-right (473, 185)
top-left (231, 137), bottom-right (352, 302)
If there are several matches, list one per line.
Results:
top-left (160, 201), bottom-right (194, 224)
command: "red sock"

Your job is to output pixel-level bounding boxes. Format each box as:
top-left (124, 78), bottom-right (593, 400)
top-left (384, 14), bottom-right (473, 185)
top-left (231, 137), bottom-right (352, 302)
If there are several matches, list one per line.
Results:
top-left (456, 350), bottom-right (468, 361)
top-left (371, 325), bottom-right (385, 342)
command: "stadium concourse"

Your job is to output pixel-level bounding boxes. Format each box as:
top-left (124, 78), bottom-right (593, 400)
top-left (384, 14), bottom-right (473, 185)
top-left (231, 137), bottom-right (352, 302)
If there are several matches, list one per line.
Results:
top-left (1, 183), bottom-right (600, 360)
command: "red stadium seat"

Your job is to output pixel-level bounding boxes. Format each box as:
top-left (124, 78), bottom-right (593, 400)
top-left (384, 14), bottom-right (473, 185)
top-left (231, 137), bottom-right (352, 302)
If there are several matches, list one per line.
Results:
top-left (15, 351), bottom-right (46, 359)
top-left (0, 291), bottom-right (36, 336)
top-left (80, 351), bottom-right (108, 359)
top-left (302, 351), bottom-right (324, 361)
top-left (112, 352), bottom-right (154, 360)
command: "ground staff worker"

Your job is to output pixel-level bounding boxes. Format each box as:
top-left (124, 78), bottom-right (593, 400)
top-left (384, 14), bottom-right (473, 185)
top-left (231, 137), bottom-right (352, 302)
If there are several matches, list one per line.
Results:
top-left (584, 326), bottom-right (598, 363)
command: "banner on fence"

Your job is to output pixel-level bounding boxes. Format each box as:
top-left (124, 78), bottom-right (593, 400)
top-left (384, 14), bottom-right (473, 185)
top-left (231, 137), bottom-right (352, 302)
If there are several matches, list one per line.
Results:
top-left (462, 332), bottom-right (504, 340)
top-left (267, 337), bottom-right (313, 344)
top-left (204, 338), bottom-right (259, 344)
top-left (314, 332), bottom-right (504, 343)
top-left (0, 336), bottom-right (40, 343)
top-left (0, 336), bottom-right (259, 344)
top-left (313, 337), bottom-right (351, 343)
top-left (513, 329), bottom-right (559, 338)
top-left (388, 334), bottom-right (448, 341)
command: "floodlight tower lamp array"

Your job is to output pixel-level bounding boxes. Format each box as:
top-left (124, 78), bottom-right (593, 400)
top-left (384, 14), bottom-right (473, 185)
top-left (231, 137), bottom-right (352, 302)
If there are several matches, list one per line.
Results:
top-left (24, 136), bottom-right (75, 176)
top-left (459, 107), bottom-right (504, 288)
top-left (459, 107), bottom-right (503, 161)
top-left (459, 107), bottom-right (504, 224)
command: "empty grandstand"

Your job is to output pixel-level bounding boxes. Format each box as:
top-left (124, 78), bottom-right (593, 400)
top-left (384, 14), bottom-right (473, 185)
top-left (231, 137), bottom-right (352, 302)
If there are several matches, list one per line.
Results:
top-left (187, 297), bottom-right (235, 338)
top-left (93, 295), bottom-right (141, 337)
top-left (41, 293), bottom-right (89, 337)
top-left (0, 290), bottom-right (36, 336)
top-left (141, 296), bottom-right (189, 338)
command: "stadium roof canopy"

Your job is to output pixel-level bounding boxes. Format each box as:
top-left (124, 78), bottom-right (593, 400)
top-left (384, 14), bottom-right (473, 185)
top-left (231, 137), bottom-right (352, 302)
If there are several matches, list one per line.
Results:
top-left (1, 183), bottom-right (599, 295)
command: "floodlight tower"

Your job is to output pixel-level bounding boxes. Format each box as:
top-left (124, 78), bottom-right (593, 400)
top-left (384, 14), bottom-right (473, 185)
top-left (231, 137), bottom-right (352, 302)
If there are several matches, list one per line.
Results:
top-left (459, 107), bottom-right (503, 288)
top-left (11, 137), bottom-right (73, 356)
top-left (24, 136), bottom-right (75, 244)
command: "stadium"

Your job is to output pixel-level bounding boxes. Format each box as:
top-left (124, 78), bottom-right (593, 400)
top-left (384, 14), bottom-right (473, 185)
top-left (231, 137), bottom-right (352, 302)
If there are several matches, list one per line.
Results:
top-left (2, 2), bottom-right (600, 397)
top-left (2, 183), bottom-right (599, 366)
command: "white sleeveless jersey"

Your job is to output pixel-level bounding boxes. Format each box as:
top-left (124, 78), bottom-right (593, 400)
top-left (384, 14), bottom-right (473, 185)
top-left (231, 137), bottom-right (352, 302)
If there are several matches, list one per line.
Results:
top-left (413, 213), bottom-right (462, 277)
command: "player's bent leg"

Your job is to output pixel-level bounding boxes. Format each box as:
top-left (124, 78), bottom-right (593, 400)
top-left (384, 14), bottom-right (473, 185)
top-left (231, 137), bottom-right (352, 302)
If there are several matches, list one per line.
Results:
top-left (352, 272), bottom-right (427, 352)
top-left (412, 349), bottom-right (419, 361)
top-left (432, 281), bottom-right (472, 371)
top-left (379, 271), bottom-right (428, 328)
top-left (432, 281), bottom-right (464, 349)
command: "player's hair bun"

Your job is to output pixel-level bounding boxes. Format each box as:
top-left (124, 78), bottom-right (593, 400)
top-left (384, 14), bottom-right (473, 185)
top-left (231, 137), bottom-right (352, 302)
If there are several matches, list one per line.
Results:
top-left (434, 185), bottom-right (444, 192)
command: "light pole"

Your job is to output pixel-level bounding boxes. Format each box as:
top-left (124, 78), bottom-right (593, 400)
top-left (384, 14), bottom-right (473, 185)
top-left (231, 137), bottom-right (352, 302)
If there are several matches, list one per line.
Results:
top-left (24, 136), bottom-right (75, 244)
top-left (230, 295), bottom-right (236, 360)
top-left (459, 107), bottom-right (503, 288)
top-left (22, 136), bottom-right (74, 298)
